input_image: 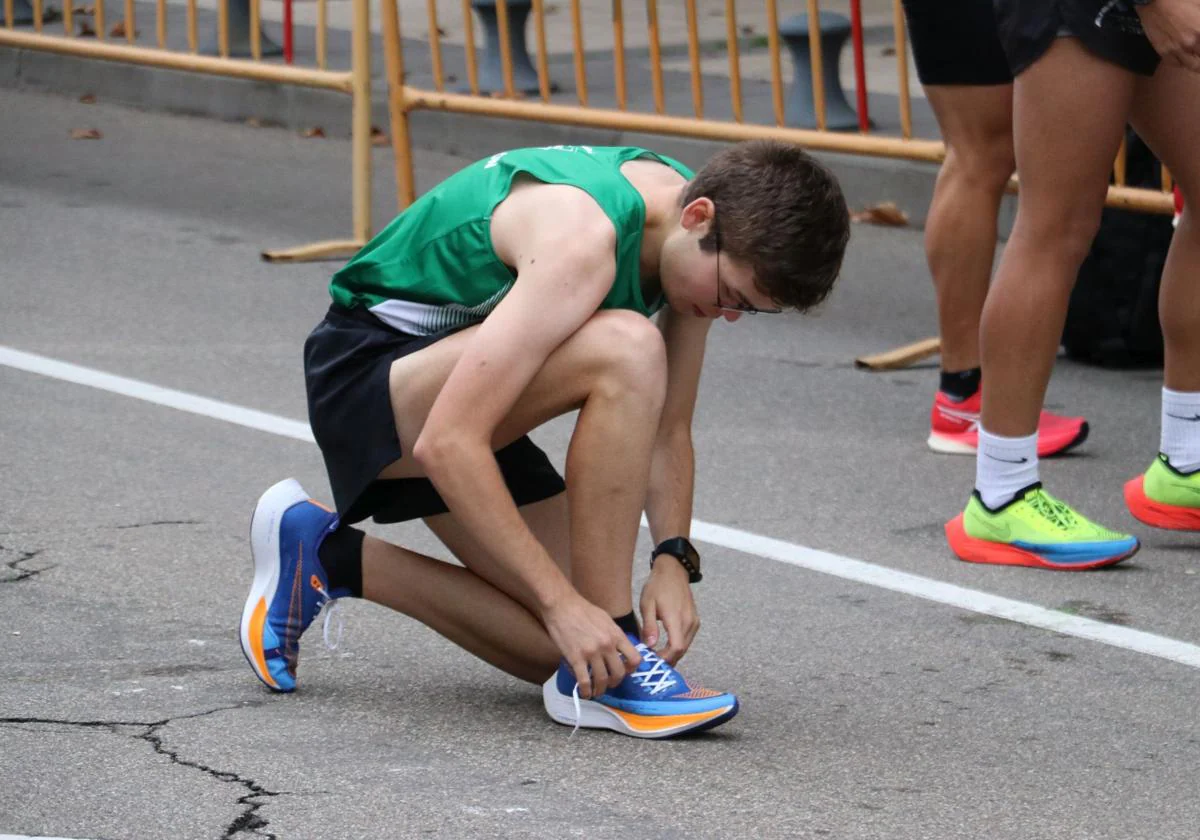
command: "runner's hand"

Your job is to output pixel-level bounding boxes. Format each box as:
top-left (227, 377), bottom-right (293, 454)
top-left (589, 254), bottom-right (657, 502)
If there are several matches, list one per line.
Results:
top-left (1138, 0), bottom-right (1200, 71)
top-left (543, 594), bottom-right (641, 699)
top-left (639, 557), bottom-right (699, 666)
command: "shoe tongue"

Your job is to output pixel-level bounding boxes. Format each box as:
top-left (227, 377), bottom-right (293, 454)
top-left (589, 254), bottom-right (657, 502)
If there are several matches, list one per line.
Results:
top-left (1014, 481), bottom-right (1044, 501)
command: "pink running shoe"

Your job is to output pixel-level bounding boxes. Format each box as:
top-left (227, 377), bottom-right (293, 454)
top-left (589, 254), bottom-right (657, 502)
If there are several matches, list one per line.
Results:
top-left (927, 390), bottom-right (1089, 457)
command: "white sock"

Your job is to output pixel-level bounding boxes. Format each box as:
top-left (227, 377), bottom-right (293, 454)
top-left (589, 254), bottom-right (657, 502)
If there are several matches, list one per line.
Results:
top-left (975, 427), bottom-right (1039, 509)
top-left (1161, 387), bottom-right (1200, 473)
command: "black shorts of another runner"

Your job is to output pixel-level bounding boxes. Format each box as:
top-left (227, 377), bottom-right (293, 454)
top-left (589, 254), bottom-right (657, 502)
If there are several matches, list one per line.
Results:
top-left (902, 0), bottom-right (1013, 86)
top-left (994, 0), bottom-right (1160, 77)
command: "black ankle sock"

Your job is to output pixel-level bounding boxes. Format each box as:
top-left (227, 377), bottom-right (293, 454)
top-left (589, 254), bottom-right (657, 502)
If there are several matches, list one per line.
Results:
top-left (613, 611), bottom-right (640, 638)
top-left (317, 526), bottom-right (364, 598)
top-left (940, 367), bottom-right (982, 401)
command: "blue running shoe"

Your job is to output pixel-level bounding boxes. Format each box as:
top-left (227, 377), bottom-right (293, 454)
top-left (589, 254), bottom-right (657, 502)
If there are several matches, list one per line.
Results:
top-left (542, 634), bottom-right (739, 738)
top-left (239, 478), bottom-right (341, 693)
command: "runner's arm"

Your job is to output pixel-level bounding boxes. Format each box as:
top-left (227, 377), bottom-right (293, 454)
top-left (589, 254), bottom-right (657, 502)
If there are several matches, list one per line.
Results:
top-left (644, 307), bottom-right (712, 543)
top-left (412, 183), bottom-right (642, 695)
top-left (639, 307), bottom-right (711, 661)
top-left (413, 184), bottom-right (614, 614)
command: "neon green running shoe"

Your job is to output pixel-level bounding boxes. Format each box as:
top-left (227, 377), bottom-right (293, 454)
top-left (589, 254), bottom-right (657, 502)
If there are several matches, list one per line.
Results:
top-left (946, 483), bottom-right (1139, 570)
top-left (1125, 454), bottom-right (1200, 531)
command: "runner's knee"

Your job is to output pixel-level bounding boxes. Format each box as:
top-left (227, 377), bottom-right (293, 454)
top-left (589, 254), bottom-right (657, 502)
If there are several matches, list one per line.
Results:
top-left (944, 135), bottom-right (1015, 196)
top-left (579, 311), bottom-right (667, 401)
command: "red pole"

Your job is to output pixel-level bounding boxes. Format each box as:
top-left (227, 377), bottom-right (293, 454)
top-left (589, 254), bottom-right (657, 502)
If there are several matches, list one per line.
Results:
top-left (849, 0), bottom-right (869, 132)
top-left (283, 0), bottom-right (294, 64)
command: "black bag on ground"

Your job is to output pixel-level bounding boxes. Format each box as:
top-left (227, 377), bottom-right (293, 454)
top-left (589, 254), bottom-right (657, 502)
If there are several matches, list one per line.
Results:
top-left (1061, 130), bottom-right (1173, 368)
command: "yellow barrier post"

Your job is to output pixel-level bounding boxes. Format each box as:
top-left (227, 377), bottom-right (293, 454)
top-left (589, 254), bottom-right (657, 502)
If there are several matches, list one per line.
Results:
top-left (765, 0), bottom-right (785, 127)
top-left (646, 0), bottom-right (664, 115)
top-left (725, 0), bottom-right (743, 123)
top-left (612, 0), bottom-right (626, 111)
top-left (805, 0), bottom-right (826, 131)
top-left (532, 0), bottom-right (550, 102)
top-left (684, 0), bottom-right (703, 118)
top-left (425, 0), bottom-right (444, 91)
top-left (891, 0), bottom-right (912, 139)
top-left (570, 0), bottom-right (586, 106)
top-left (382, 0), bottom-right (416, 209)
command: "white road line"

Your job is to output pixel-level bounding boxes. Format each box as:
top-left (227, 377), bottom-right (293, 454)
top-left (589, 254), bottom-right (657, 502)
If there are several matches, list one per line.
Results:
top-left (0, 835), bottom-right (96, 840)
top-left (0, 346), bottom-right (313, 443)
top-left (5, 344), bottom-right (1200, 671)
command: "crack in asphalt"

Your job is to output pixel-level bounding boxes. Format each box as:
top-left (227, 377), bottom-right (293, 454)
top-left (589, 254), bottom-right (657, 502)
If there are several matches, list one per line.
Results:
top-left (0, 546), bottom-right (51, 583)
top-left (0, 703), bottom-right (278, 839)
top-left (112, 519), bottom-right (204, 530)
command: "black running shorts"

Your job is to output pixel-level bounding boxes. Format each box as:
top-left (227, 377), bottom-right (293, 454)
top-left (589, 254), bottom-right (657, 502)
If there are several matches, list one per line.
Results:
top-left (994, 0), bottom-right (1161, 77)
top-left (304, 305), bottom-right (566, 526)
top-left (902, 0), bottom-right (1013, 86)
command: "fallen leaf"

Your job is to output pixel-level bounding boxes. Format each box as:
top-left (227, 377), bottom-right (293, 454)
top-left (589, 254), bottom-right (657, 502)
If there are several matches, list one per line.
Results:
top-left (70, 127), bottom-right (103, 140)
top-left (740, 24), bottom-right (756, 36)
top-left (77, 20), bottom-right (95, 36)
top-left (446, 73), bottom-right (458, 83)
top-left (79, 93), bottom-right (97, 104)
top-left (881, 45), bottom-right (896, 56)
top-left (79, 4), bottom-right (95, 13)
top-left (245, 116), bottom-right (264, 127)
top-left (110, 20), bottom-right (138, 37)
top-left (301, 126), bottom-right (326, 138)
top-left (851, 201), bottom-right (908, 227)
top-left (544, 3), bottom-right (558, 14)
top-left (369, 126), bottom-right (388, 146)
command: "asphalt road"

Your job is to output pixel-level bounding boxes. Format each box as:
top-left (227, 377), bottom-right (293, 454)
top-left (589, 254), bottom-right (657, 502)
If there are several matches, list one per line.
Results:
top-left (2, 87), bottom-right (1198, 840)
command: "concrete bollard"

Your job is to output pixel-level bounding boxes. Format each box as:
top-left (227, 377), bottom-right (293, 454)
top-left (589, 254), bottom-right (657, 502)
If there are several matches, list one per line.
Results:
top-left (779, 12), bottom-right (860, 132)
top-left (9, 0), bottom-right (34, 25)
top-left (466, 0), bottom-right (553, 95)
top-left (200, 0), bottom-right (282, 58)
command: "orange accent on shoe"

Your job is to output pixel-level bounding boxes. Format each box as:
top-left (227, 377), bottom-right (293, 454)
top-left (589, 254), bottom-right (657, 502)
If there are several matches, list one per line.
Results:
top-left (674, 687), bottom-right (724, 699)
top-left (1124, 476), bottom-right (1200, 531)
top-left (249, 598), bottom-right (279, 689)
top-left (611, 705), bottom-right (733, 733)
top-left (308, 498), bottom-right (334, 512)
top-left (944, 515), bottom-right (1137, 571)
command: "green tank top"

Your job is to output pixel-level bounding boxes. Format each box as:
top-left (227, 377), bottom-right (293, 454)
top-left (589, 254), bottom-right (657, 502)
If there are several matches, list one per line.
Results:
top-left (328, 145), bottom-right (694, 335)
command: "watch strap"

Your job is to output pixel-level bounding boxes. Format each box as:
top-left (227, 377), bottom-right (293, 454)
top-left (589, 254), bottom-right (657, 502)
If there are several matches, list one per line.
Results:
top-left (650, 537), bottom-right (702, 583)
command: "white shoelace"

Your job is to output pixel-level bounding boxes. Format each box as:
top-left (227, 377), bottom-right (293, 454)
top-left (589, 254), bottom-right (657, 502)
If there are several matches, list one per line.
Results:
top-left (320, 600), bottom-right (344, 651)
top-left (570, 684), bottom-right (582, 738)
top-left (629, 648), bottom-right (677, 695)
top-left (564, 648), bottom-right (677, 737)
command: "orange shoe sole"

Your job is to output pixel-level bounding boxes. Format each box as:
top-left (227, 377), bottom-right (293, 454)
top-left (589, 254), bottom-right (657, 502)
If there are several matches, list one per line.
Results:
top-left (945, 515), bottom-right (1138, 571)
top-left (1124, 476), bottom-right (1200, 531)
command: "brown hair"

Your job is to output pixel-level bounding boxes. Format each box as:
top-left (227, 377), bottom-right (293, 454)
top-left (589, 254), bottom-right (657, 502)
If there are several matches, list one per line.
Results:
top-left (682, 140), bottom-right (850, 312)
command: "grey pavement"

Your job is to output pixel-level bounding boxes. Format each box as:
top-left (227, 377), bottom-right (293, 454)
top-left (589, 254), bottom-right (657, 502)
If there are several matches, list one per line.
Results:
top-left (3, 87), bottom-right (1200, 840)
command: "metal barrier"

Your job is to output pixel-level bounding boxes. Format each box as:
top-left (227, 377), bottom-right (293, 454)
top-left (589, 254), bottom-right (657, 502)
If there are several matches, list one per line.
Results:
top-left (379, 0), bottom-right (1174, 218)
top-left (0, 0), bottom-right (372, 262)
top-left (378, 0), bottom-right (1174, 371)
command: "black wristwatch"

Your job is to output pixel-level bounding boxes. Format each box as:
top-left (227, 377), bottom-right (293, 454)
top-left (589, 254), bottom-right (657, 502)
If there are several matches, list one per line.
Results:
top-left (650, 537), bottom-right (702, 583)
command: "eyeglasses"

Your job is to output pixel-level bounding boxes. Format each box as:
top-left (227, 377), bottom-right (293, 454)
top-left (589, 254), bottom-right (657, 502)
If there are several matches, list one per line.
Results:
top-left (713, 217), bottom-right (783, 315)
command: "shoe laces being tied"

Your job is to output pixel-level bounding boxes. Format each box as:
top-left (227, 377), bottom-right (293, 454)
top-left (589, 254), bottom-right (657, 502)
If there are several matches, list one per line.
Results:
top-left (1027, 490), bottom-right (1079, 531)
top-left (629, 645), bottom-right (678, 695)
top-left (309, 575), bottom-right (344, 651)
